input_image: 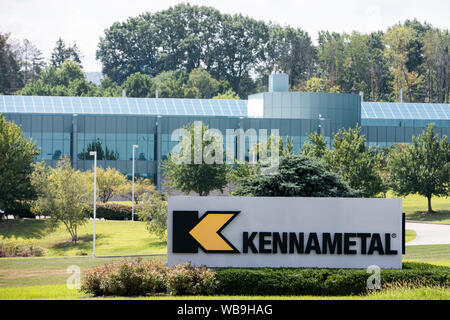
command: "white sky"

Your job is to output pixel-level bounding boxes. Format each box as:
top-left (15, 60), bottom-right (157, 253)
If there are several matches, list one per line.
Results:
top-left (1, 0), bottom-right (449, 72)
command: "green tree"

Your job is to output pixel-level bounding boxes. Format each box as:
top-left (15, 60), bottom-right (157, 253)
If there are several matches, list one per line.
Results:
top-left (18, 39), bottom-right (45, 85)
top-left (302, 132), bottom-right (328, 158)
top-left (387, 124), bottom-right (449, 213)
top-left (162, 122), bottom-right (228, 196)
top-left (138, 191), bottom-right (168, 241)
top-left (51, 38), bottom-right (82, 68)
top-left (31, 158), bottom-right (92, 243)
top-left (183, 68), bottom-right (220, 99)
top-left (326, 126), bottom-right (386, 198)
top-left (0, 114), bottom-right (40, 216)
top-left (0, 33), bottom-right (22, 94)
top-left (114, 177), bottom-right (156, 203)
top-left (122, 72), bottom-right (151, 97)
top-left (79, 139), bottom-right (119, 161)
top-left (233, 154), bottom-right (359, 197)
top-left (96, 167), bottom-right (127, 203)
top-left (213, 89), bottom-right (240, 100)
top-left (264, 25), bottom-right (315, 87)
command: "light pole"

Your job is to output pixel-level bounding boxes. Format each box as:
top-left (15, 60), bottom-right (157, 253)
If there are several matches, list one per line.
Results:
top-left (131, 144), bottom-right (139, 221)
top-left (318, 114), bottom-right (326, 136)
top-left (89, 151), bottom-right (97, 257)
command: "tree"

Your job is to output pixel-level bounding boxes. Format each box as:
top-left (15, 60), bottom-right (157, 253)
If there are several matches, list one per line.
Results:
top-left (79, 139), bottom-right (119, 160)
top-left (162, 122), bottom-right (228, 196)
top-left (387, 124), bottom-right (449, 213)
top-left (138, 191), bottom-right (168, 241)
top-left (183, 68), bottom-right (220, 99)
top-left (18, 39), bottom-right (45, 85)
top-left (325, 126), bottom-right (385, 198)
top-left (51, 38), bottom-right (82, 68)
top-left (301, 77), bottom-right (341, 93)
top-left (264, 25), bottom-right (316, 87)
top-left (0, 33), bottom-right (22, 94)
top-left (0, 114), bottom-right (40, 216)
top-left (233, 154), bottom-right (360, 197)
top-left (17, 61), bottom-right (95, 97)
top-left (31, 158), bottom-right (92, 243)
top-left (114, 177), bottom-right (156, 203)
top-left (122, 72), bottom-right (151, 97)
top-left (213, 89), bottom-right (239, 100)
top-left (96, 167), bottom-right (127, 203)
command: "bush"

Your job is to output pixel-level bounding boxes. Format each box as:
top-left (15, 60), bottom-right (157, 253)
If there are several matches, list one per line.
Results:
top-left (81, 260), bottom-right (449, 297)
top-left (0, 240), bottom-right (46, 257)
top-left (167, 263), bottom-right (217, 296)
top-left (81, 259), bottom-right (217, 297)
top-left (215, 263), bottom-right (450, 296)
top-left (5, 201), bottom-right (35, 219)
top-left (89, 203), bottom-right (139, 220)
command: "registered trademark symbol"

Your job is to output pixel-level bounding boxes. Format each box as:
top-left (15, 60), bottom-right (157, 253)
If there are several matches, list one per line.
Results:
top-left (392, 233), bottom-right (397, 238)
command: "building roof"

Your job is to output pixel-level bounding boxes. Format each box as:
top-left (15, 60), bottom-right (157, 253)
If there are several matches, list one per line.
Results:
top-left (362, 102), bottom-right (450, 120)
top-left (0, 95), bottom-right (248, 117)
top-left (1, 95), bottom-right (449, 120)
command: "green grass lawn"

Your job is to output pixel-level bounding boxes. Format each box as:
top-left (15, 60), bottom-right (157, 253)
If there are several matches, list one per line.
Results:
top-left (0, 219), bottom-right (166, 256)
top-left (386, 191), bottom-right (450, 224)
top-left (405, 230), bottom-right (416, 242)
top-left (0, 244), bottom-right (448, 300)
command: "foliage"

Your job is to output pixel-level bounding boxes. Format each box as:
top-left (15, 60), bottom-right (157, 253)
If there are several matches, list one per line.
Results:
top-left (81, 259), bottom-right (217, 297)
top-left (213, 89), bottom-right (240, 100)
top-left (114, 177), bottom-right (156, 203)
top-left (162, 122), bottom-right (228, 196)
top-left (0, 239), bottom-right (46, 257)
top-left (17, 61), bottom-right (97, 97)
top-left (301, 77), bottom-right (341, 93)
top-left (79, 139), bottom-right (119, 161)
top-left (233, 154), bottom-right (360, 197)
top-left (122, 72), bottom-right (151, 97)
top-left (0, 114), bottom-right (40, 215)
top-left (50, 38), bottom-right (82, 68)
top-left (0, 33), bottom-right (22, 94)
top-left (138, 191), bottom-right (168, 241)
top-left (96, 168), bottom-right (127, 203)
top-left (324, 126), bottom-right (386, 198)
top-left (166, 263), bottom-right (218, 296)
top-left (387, 124), bottom-right (449, 213)
top-left (30, 158), bottom-right (92, 243)
top-left (215, 262), bottom-right (450, 296)
top-left (90, 202), bottom-right (134, 221)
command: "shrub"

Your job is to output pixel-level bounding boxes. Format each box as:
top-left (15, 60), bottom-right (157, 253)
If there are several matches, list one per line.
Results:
top-left (5, 201), bottom-right (35, 219)
top-left (81, 259), bottom-right (217, 297)
top-left (0, 240), bottom-right (46, 257)
top-left (82, 259), bottom-right (167, 296)
top-left (81, 260), bottom-right (449, 297)
top-left (138, 192), bottom-right (168, 241)
top-left (90, 203), bottom-right (139, 220)
top-left (166, 263), bottom-right (217, 296)
top-left (215, 264), bottom-right (450, 296)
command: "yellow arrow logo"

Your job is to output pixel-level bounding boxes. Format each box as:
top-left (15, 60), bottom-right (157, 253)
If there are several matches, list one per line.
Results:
top-left (188, 211), bottom-right (240, 253)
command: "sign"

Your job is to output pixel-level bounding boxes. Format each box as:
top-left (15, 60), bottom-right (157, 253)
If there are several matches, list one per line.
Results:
top-left (168, 197), bottom-right (403, 269)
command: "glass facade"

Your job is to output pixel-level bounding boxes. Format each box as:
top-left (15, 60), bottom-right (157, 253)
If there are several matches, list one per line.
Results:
top-left (2, 95), bottom-right (449, 190)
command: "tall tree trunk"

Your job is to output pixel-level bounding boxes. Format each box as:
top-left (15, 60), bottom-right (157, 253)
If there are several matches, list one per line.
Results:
top-left (427, 195), bottom-right (433, 214)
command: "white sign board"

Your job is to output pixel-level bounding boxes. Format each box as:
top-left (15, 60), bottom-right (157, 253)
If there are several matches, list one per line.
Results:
top-left (168, 197), bottom-right (403, 269)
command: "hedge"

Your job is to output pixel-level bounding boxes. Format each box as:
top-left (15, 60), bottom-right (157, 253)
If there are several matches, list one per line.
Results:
top-left (81, 259), bottom-right (450, 297)
top-left (215, 262), bottom-right (450, 296)
top-left (89, 203), bottom-right (140, 220)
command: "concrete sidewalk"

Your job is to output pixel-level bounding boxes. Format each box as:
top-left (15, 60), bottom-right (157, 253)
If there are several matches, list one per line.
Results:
top-left (406, 222), bottom-right (450, 246)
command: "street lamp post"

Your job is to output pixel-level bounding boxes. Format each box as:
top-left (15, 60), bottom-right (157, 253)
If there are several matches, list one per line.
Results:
top-left (89, 151), bottom-right (97, 257)
top-left (318, 114), bottom-right (326, 136)
top-left (132, 145), bottom-right (139, 221)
